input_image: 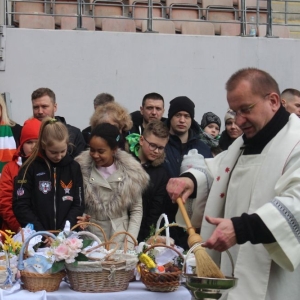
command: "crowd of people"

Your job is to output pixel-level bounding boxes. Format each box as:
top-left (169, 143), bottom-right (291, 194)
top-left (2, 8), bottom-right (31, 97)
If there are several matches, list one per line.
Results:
top-left (0, 67), bottom-right (300, 299)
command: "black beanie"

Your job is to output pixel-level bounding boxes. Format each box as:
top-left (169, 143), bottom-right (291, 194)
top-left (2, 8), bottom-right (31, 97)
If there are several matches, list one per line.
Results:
top-left (200, 112), bottom-right (221, 129)
top-left (168, 96), bottom-right (195, 120)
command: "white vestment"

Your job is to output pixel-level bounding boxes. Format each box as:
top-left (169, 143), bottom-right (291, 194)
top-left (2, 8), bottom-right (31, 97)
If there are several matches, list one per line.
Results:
top-left (182, 114), bottom-right (300, 300)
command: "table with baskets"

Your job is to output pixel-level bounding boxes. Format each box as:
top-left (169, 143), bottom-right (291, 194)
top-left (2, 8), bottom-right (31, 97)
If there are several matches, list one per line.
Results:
top-left (0, 280), bottom-right (191, 300)
top-left (0, 219), bottom-right (192, 300)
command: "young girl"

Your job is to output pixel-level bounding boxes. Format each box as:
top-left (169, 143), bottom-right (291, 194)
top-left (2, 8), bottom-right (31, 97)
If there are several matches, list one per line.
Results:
top-left (13, 117), bottom-right (85, 234)
top-left (75, 123), bottom-right (149, 249)
top-left (199, 112), bottom-right (222, 156)
top-left (0, 118), bottom-right (41, 232)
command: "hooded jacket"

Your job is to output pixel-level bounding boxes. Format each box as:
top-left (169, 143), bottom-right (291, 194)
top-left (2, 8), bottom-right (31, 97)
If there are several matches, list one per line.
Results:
top-left (0, 149), bottom-right (23, 232)
top-left (75, 149), bottom-right (149, 248)
top-left (13, 153), bottom-right (85, 231)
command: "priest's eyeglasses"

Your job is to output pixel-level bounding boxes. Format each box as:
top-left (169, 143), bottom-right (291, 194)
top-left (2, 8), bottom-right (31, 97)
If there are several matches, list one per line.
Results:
top-left (143, 137), bottom-right (165, 153)
top-left (230, 93), bottom-right (271, 118)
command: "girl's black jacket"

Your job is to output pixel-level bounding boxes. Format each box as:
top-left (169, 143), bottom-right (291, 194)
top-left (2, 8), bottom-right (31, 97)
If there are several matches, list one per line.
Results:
top-left (13, 153), bottom-right (85, 231)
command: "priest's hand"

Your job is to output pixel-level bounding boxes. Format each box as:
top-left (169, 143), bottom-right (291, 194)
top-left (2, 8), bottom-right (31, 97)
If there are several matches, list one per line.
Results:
top-left (202, 216), bottom-right (237, 252)
top-left (166, 177), bottom-right (194, 203)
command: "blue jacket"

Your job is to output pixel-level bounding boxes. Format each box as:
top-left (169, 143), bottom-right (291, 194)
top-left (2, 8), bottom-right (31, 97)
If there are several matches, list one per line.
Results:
top-left (163, 123), bottom-right (212, 179)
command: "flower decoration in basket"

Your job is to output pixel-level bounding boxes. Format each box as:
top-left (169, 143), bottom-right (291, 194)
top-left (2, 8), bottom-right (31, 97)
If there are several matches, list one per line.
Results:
top-left (0, 230), bottom-right (23, 287)
top-left (0, 230), bottom-right (22, 257)
top-left (49, 222), bottom-right (95, 273)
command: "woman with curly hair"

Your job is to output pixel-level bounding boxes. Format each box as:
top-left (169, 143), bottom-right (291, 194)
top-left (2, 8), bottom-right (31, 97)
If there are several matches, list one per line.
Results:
top-left (88, 101), bottom-right (133, 149)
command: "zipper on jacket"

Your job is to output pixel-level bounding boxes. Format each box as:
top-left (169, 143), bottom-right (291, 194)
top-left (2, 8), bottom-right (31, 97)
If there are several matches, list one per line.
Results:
top-left (53, 167), bottom-right (57, 230)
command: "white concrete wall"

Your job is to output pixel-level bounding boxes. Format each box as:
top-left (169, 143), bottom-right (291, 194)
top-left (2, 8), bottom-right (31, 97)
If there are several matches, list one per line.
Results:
top-left (1, 27), bottom-right (300, 130)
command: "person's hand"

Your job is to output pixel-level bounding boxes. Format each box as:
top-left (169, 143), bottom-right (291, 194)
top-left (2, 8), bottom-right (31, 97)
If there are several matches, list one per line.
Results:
top-left (77, 214), bottom-right (91, 229)
top-left (166, 177), bottom-right (194, 203)
top-left (202, 216), bottom-right (237, 252)
top-left (43, 236), bottom-right (54, 247)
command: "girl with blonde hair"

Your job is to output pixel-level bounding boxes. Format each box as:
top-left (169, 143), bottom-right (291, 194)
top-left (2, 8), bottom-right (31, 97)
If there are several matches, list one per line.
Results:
top-left (13, 117), bottom-right (84, 239)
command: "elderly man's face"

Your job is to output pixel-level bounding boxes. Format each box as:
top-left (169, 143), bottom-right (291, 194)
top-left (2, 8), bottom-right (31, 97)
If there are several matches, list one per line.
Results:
top-left (227, 80), bottom-right (279, 139)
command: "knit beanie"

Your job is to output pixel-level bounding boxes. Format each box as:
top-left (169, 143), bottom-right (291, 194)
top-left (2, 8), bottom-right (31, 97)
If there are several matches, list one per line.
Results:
top-left (224, 109), bottom-right (235, 123)
top-left (20, 118), bottom-right (41, 148)
top-left (200, 112), bottom-right (221, 129)
top-left (168, 96), bottom-right (195, 120)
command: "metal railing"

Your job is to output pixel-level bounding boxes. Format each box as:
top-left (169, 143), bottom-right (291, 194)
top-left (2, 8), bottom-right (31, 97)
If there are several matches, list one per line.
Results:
top-left (3, 0), bottom-right (300, 36)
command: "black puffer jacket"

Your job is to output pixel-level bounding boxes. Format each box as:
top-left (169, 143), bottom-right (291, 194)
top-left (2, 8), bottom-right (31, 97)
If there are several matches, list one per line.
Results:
top-left (55, 116), bottom-right (86, 157)
top-left (163, 121), bottom-right (212, 178)
top-left (13, 153), bottom-right (85, 231)
top-left (138, 159), bottom-right (170, 242)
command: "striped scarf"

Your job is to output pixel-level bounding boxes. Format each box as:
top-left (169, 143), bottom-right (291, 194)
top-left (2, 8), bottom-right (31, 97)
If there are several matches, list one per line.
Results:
top-left (0, 124), bottom-right (17, 174)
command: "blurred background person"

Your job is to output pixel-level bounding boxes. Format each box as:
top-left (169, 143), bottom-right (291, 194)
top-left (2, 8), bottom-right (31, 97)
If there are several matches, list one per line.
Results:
top-left (89, 101), bottom-right (132, 150)
top-left (0, 95), bottom-right (22, 176)
top-left (219, 109), bottom-right (243, 151)
top-left (199, 112), bottom-right (222, 156)
top-left (82, 93), bottom-right (115, 145)
top-left (281, 88), bottom-right (300, 117)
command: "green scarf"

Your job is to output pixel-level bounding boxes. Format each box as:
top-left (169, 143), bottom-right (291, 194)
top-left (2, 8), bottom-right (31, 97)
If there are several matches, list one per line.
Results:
top-left (125, 133), bottom-right (141, 157)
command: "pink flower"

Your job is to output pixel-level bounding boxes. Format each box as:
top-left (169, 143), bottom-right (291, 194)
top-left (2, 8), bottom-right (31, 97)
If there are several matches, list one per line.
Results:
top-left (65, 238), bottom-right (83, 253)
top-left (54, 244), bottom-right (71, 261)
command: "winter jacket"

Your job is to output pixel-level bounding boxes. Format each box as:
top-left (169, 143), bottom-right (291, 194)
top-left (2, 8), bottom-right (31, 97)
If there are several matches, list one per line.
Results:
top-left (129, 110), bottom-right (167, 135)
top-left (11, 124), bottom-right (22, 148)
top-left (163, 124), bottom-right (212, 179)
top-left (55, 116), bottom-right (86, 157)
top-left (82, 125), bottom-right (91, 146)
top-left (163, 123), bottom-right (212, 249)
top-left (75, 149), bottom-right (149, 249)
top-left (127, 150), bottom-right (170, 243)
top-left (13, 153), bottom-right (85, 231)
top-left (0, 150), bottom-right (22, 232)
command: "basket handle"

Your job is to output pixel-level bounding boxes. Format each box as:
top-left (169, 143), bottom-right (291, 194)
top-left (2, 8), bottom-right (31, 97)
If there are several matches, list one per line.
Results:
top-left (85, 241), bottom-right (119, 261)
top-left (17, 231), bottom-right (57, 271)
top-left (71, 222), bottom-right (108, 244)
top-left (152, 223), bottom-right (181, 246)
top-left (109, 231), bottom-right (138, 252)
top-left (155, 214), bottom-right (171, 246)
top-left (142, 243), bottom-right (184, 260)
top-left (183, 242), bottom-right (235, 277)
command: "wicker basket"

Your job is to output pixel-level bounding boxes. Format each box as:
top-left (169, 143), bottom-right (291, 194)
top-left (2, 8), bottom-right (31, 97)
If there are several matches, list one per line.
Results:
top-left (139, 243), bottom-right (184, 292)
top-left (71, 221), bottom-right (108, 248)
top-left (66, 225), bottom-right (138, 293)
top-left (17, 231), bottom-right (65, 292)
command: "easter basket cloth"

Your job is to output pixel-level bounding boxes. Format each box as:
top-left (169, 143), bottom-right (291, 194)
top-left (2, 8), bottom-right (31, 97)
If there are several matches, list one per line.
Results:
top-left (65, 223), bottom-right (138, 293)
